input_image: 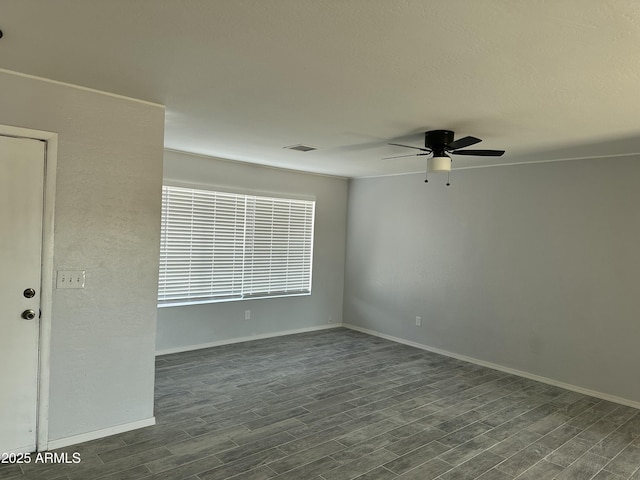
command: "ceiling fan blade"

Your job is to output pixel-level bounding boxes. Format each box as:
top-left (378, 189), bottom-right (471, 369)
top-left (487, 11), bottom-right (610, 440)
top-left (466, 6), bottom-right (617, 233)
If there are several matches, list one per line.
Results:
top-left (451, 149), bottom-right (505, 157)
top-left (388, 142), bottom-right (431, 152)
top-left (446, 136), bottom-right (481, 150)
top-left (382, 153), bottom-right (429, 160)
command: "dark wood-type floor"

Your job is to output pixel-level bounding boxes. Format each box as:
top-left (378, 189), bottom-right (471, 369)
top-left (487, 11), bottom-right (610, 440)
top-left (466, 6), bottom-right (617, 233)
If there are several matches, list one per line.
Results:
top-left (4, 328), bottom-right (640, 480)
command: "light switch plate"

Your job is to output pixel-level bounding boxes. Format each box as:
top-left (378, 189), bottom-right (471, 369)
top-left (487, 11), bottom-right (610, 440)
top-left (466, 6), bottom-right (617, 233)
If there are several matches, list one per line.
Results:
top-left (57, 270), bottom-right (85, 289)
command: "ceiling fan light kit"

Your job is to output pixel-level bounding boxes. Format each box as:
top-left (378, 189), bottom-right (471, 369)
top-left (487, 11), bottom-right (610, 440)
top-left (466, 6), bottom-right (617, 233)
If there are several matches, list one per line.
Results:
top-left (428, 155), bottom-right (451, 173)
top-left (387, 130), bottom-right (505, 185)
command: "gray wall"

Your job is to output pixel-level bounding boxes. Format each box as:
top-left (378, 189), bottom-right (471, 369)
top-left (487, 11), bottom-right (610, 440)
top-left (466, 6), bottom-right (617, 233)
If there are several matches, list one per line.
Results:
top-left (344, 156), bottom-right (640, 403)
top-left (157, 150), bottom-right (348, 352)
top-left (0, 72), bottom-right (165, 441)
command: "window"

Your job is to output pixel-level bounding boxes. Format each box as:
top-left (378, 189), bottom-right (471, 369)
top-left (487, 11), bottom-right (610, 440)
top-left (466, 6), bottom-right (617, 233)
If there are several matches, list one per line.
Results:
top-left (158, 185), bottom-right (315, 305)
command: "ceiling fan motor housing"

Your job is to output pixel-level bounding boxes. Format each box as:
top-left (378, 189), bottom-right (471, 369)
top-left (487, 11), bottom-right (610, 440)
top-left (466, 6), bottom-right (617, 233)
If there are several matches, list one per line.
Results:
top-left (425, 130), bottom-right (455, 148)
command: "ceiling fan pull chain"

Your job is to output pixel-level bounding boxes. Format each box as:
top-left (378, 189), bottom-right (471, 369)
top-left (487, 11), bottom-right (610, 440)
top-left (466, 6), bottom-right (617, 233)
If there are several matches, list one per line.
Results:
top-left (424, 159), bottom-right (429, 183)
top-left (446, 171), bottom-right (451, 187)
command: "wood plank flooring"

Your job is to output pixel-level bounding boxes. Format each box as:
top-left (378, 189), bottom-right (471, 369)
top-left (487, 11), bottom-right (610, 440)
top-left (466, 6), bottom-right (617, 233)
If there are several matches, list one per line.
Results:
top-left (4, 327), bottom-right (640, 480)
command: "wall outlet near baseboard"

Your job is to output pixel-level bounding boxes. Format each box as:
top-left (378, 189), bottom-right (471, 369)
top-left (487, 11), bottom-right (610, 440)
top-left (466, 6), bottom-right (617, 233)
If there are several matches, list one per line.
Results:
top-left (415, 316), bottom-right (422, 326)
top-left (328, 316), bottom-right (334, 324)
top-left (245, 310), bottom-right (251, 320)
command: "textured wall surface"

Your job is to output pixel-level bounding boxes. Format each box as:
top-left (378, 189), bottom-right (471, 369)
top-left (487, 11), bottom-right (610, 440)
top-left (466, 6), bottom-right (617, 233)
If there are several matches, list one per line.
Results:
top-left (0, 72), bottom-right (165, 440)
top-left (157, 150), bottom-right (348, 352)
top-left (344, 157), bottom-right (640, 403)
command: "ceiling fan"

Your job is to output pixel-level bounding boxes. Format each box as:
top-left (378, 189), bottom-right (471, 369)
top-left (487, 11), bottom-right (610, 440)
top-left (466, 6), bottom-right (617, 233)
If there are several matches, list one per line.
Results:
top-left (385, 130), bottom-right (505, 185)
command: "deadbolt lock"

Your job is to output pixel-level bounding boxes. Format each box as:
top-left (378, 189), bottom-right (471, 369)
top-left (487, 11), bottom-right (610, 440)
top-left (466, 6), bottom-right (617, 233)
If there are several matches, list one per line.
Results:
top-left (22, 309), bottom-right (36, 320)
top-left (23, 288), bottom-right (36, 298)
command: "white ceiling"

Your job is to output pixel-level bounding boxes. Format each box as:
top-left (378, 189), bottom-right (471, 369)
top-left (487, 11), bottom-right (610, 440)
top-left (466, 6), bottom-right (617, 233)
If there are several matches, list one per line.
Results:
top-left (2, 0), bottom-right (640, 178)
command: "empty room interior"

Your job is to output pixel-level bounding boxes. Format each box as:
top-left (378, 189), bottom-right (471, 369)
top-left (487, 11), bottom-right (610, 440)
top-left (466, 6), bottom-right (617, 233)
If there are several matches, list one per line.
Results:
top-left (2, 1), bottom-right (640, 480)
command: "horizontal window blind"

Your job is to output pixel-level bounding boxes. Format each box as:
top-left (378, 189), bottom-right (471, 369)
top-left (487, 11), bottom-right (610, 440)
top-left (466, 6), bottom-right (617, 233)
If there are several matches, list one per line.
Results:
top-left (158, 185), bottom-right (315, 305)
top-left (243, 195), bottom-right (314, 298)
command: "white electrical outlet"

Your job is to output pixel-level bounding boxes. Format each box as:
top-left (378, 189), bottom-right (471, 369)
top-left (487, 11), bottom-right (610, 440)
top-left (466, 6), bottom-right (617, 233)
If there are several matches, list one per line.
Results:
top-left (245, 310), bottom-right (251, 320)
top-left (57, 270), bottom-right (85, 289)
top-left (415, 316), bottom-right (422, 326)
top-left (328, 315), bottom-right (334, 324)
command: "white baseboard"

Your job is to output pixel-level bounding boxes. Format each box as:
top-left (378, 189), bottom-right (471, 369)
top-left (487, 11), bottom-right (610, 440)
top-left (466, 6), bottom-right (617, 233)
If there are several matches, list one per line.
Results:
top-left (343, 323), bottom-right (640, 410)
top-left (46, 417), bottom-right (156, 451)
top-left (156, 324), bottom-right (342, 356)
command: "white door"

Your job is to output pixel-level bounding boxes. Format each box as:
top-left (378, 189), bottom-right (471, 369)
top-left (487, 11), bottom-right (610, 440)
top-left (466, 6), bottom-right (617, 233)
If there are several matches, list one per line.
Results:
top-left (0, 135), bottom-right (45, 454)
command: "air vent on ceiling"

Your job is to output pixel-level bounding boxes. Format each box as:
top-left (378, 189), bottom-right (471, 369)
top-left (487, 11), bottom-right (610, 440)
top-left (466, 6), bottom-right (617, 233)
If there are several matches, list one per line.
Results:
top-left (283, 144), bottom-right (317, 152)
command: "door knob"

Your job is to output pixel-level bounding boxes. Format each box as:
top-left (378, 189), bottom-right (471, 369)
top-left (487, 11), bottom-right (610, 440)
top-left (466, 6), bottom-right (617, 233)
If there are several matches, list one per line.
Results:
top-left (24, 288), bottom-right (36, 298)
top-left (22, 309), bottom-right (36, 320)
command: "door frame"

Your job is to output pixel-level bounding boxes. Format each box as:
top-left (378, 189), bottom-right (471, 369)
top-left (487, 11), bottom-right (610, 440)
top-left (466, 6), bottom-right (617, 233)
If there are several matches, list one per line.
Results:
top-left (0, 124), bottom-right (57, 452)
